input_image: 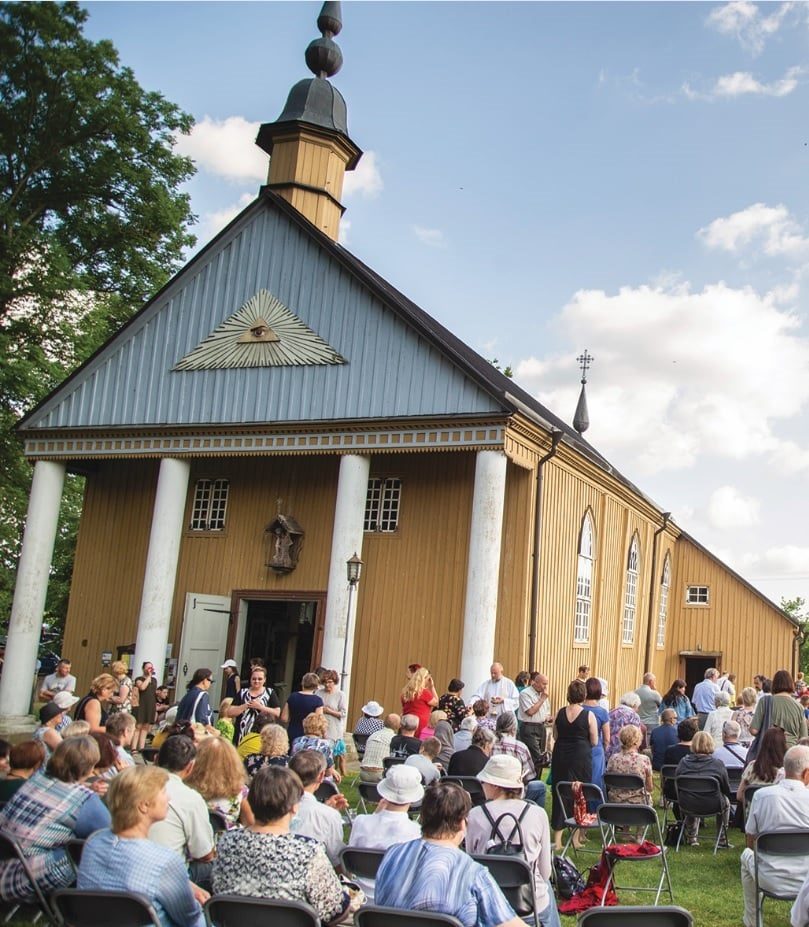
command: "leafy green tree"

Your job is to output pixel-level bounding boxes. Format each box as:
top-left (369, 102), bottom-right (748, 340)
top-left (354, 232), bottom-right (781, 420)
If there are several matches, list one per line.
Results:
top-left (782, 596), bottom-right (808, 675)
top-left (0, 2), bottom-right (196, 641)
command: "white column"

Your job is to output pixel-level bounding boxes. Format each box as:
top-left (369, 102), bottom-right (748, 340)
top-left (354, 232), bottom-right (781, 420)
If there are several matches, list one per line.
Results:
top-left (460, 450), bottom-right (508, 690)
top-left (0, 461), bottom-right (66, 720)
top-left (132, 458), bottom-right (191, 678)
top-left (322, 454), bottom-right (370, 686)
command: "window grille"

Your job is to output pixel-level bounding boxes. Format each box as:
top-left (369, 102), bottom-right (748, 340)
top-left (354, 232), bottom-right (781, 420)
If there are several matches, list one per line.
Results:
top-left (622, 536), bottom-right (640, 644)
top-left (574, 513), bottom-right (594, 643)
top-left (656, 555), bottom-right (671, 647)
top-left (364, 477), bottom-right (402, 532)
top-left (686, 585), bottom-right (709, 605)
top-left (190, 478), bottom-right (229, 531)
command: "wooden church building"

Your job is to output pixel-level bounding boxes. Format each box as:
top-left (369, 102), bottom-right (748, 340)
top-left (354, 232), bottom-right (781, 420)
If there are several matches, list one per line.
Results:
top-left (0, 3), bottom-right (798, 725)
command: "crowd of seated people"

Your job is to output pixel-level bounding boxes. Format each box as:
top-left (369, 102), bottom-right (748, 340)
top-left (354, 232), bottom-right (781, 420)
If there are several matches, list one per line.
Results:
top-left (7, 659), bottom-right (809, 926)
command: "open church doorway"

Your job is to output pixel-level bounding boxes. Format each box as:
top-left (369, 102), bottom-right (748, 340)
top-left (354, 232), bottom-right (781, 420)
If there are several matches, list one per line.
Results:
top-left (229, 592), bottom-right (326, 707)
top-left (681, 652), bottom-right (722, 701)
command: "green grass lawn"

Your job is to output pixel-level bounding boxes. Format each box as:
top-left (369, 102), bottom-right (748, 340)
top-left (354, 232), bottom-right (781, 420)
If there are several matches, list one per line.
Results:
top-left (7, 772), bottom-right (797, 927)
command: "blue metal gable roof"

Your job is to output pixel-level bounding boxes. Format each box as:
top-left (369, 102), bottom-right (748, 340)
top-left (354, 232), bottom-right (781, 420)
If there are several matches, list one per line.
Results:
top-left (20, 196), bottom-right (504, 432)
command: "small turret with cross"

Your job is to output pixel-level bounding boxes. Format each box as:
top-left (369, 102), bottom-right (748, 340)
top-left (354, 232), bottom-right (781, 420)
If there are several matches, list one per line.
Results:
top-left (573, 349), bottom-right (593, 435)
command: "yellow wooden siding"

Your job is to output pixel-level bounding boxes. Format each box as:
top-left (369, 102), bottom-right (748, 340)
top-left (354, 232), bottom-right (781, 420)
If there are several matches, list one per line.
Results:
top-left (351, 453), bottom-right (476, 720)
top-left (658, 537), bottom-right (793, 687)
top-left (62, 461), bottom-right (158, 689)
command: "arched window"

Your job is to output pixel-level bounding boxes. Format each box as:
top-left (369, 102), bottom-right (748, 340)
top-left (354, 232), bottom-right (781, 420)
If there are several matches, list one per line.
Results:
top-left (656, 554), bottom-right (671, 648)
top-left (622, 534), bottom-right (640, 644)
top-left (574, 512), bottom-right (595, 643)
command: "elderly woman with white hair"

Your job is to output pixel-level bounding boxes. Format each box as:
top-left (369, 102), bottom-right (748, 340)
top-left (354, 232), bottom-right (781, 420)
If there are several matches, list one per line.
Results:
top-left (606, 691), bottom-right (643, 760)
top-left (453, 715), bottom-right (478, 752)
top-left (704, 690), bottom-right (734, 744)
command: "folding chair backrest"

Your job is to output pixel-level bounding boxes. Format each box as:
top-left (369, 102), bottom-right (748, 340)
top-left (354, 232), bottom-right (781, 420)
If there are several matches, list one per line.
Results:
top-left (577, 905), bottom-right (693, 925)
top-left (205, 895), bottom-right (319, 927)
top-left (597, 802), bottom-right (659, 830)
top-left (675, 775), bottom-right (723, 816)
top-left (340, 847), bottom-right (386, 880)
top-left (140, 747), bottom-right (159, 765)
top-left (604, 772), bottom-right (645, 792)
top-left (726, 767), bottom-right (744, 791)
top-left (358, 781), bottom-right (381, 804)
top-left (756, 830), bottom-right (809, 858)
top-left (0, 832), bottom-right (58, 921)
top-left (744, 784), bottom-right (771, 810)
top-left (660, 766), bottom-right (679, 802)
top-left (355, 904), bottom-right (465, 927)
top-left (209, 810), bottom-right (229, 835)
top-left (442, 776), bottom-right (486, 806)
top-left (472, 853), bottom-right (535, 918)
top-left (383, 756), bottom-right (406, 771)
top-left (353, 734), bottom-right (370, 757)
top-left (52, 888), bottom-right (161, 927)
top-left (556, 780), bottom-right (604, 816)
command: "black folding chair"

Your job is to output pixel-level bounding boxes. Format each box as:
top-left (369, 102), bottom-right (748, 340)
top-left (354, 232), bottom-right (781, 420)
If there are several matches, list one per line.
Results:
top-left (205, 895), bottom-right (319, 927)
top-left (340, 846), bottom-right (386, 882)
top-left (209, 810), bottom-right (230, 836)
top-left (0, 832), bottom-right (60, 925)
top-left (140, 747), bottom-right (159, 764)
top-left (753, 830), bottom-right (809, 927)
top-left (52, 889), bottom-right (161, 927)
top-left (577, 905), bottom-right (693, 925)
top-left (472, 854), bottom-right (538, 925)
top-left (604, 772), bottom-right (650, 805)
top-left (659, 766), bottom-right (679, 828)
top-left (674, 775), bottom-right (730, 854)
top-left (65, 838), bottom-right (86, 876)
top-left (596, 803), bottom-right (674, 907)
top-left (353, 733), bottom-right (370, 758)
top-left (743, 783), bottom-right (771, 823)
top-left (358, 780), bottom-right (381, 814)
top-left (383, 755), bottom-right (406, 772)
top-left (355, 905), bottom-right (464, 927)
top-left (554, 780), bottom-right (605, 859)
top-left (442, 775), bottom-right (486, 807)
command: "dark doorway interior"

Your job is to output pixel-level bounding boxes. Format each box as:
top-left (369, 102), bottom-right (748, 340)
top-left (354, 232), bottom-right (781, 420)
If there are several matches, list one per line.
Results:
top-left (683, 655), bottom-right (720, 700)
top-left (242, 600), bottom-right (318, 706)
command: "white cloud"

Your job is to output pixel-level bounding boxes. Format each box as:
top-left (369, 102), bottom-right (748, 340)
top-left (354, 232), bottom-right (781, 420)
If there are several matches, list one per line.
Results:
top-left (343, 151), bottom-right (383, 198)
top-left (698, 203), bottom-right (809, 259)
top-left (513, 279), bottom-right (809, 475)
top-left (683, 65), bottom-right (804, 101)
top-left (413, 226), bottom-right (446, 248)
top-left (197, 193), bottom-right (255, 240)
top-left (177, 116), bottom-right (266, 182)
top-left (741, 545), bottom-right (809, 576)
top-left (338, 218), bottom-right (351, 245)
top-left (706, 1), bottom-right (797, 55)
top-left (177, 116), bottom-right (383, 200)
top-left (707, 485), bottom-right (760, 528)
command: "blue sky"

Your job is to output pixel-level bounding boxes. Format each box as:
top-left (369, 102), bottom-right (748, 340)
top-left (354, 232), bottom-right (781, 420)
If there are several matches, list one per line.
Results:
top-left (83, 1), bottom-right (809, 606)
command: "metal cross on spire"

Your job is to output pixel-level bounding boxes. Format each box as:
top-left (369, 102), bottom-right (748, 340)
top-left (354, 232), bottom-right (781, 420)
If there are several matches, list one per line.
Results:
top-left (576, 349), bottom-right (594, 384)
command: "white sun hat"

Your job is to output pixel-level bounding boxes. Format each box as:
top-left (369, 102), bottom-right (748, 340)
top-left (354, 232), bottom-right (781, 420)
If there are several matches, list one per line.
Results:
top-left (361, 700), bottom-right (384, 717)
top-left (377, 764), bottom-right (425, 804)
top-left (476, 754), bottom-right (524, 790)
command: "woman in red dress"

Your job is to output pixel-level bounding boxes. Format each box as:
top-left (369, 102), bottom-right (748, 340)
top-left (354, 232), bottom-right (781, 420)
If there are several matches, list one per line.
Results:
top-left (400, 667), bottom-right (439, 736)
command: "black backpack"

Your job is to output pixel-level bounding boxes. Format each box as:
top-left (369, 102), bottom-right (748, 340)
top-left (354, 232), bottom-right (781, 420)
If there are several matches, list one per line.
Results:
top-left (481, 801), bottom-right (530, 857)
top-left (480, 802), bottom-right (533, 910)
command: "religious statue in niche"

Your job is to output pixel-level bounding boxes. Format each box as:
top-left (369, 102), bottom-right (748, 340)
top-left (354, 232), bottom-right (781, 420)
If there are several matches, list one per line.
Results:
top-left (265, 512), bottom-right (305, 574)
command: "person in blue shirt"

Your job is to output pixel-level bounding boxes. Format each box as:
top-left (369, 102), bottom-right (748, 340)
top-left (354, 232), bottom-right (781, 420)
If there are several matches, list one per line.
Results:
top-left (650, 708), bottom-right (680, 770)
top-left (375, 780), bottom-right (523, 927)
top-left (79, 765), bottom-right (206, 927)
top-left (176, 668), bottom-right (216, 735)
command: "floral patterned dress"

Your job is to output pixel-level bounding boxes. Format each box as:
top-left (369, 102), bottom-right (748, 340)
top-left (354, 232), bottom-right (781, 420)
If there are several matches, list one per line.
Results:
top-left (605, 750), bottom-right (652, 804)
top-left (438, 694), bottom-right (467, 731)
top-left (207, 785), bottom-right (249, 829)
top-left (212, 830), bottom-right (347, 922)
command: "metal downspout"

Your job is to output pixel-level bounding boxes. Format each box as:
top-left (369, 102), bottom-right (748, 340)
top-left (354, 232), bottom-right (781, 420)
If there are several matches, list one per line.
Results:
top-left (528, 431), bottom-right (563, 671)
top-left (644, 511), bottom-right (671, 673)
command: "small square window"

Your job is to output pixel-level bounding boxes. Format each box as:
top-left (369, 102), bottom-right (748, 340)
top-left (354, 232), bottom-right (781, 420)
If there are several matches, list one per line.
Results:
top-left (686, 585), bottom-right (709, 605)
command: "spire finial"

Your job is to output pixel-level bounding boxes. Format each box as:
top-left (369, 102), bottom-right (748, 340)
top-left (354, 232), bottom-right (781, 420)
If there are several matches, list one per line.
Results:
top-left (573, 349), bottom-right (593, 435)
top-left (305, 2), bottom-right (344, 79)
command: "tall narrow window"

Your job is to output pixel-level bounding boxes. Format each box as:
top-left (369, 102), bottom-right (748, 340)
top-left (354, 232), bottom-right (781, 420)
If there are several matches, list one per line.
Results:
top-left (364, 477), bottom-right (402, 532)
top-left (622, 535), bottom-right (640, 644)
top-left (574, 512), bottom-right (594, 643)
top-left (190, 478), bottom-right (229, 531)
top-left (656, 554), bottom-right (671, 648)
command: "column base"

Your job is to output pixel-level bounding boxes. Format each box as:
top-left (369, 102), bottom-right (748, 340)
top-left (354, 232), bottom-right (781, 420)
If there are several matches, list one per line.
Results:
top-left (0, 714), bottom-right (37, 738)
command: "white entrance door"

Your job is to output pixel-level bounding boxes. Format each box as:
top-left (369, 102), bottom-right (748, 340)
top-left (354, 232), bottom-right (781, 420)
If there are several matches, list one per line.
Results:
top-left (178, 593), bottom-right (232, 705)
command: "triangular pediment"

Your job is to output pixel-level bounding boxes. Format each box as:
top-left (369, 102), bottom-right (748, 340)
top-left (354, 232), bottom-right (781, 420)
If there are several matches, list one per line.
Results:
top-left (174, 289), bottom-right (345, 370)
